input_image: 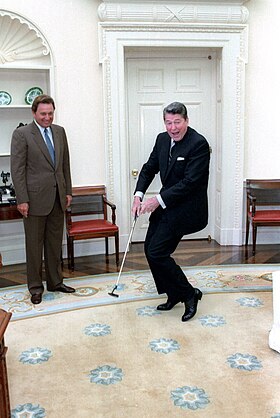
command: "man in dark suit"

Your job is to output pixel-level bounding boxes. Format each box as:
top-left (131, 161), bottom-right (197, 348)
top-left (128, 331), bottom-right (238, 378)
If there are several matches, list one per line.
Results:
top-left (11, 94), bottom-right (75, 305)
top-left (132, 102), bottom-right (210, 322)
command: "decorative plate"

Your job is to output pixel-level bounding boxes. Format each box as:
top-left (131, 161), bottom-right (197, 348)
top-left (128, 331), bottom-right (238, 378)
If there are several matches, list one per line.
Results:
top-left (25, 87), bottom-right (43, 105)
top-left (0, 91), bottom-right (12, 105)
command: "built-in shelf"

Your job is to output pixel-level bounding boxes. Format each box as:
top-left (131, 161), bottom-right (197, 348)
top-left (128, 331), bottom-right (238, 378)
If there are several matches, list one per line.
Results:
top-left (0, 10), bottom-right (53, 172)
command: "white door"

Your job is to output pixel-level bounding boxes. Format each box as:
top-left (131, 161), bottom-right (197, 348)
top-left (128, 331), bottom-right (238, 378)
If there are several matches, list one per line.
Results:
top-left (126, 50), bottom-right (216, 242)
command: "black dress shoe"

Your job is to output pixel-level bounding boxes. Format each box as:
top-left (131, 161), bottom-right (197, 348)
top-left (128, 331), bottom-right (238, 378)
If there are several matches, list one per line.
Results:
top-left (48, 284), bottom-right (75, 293)
top-left (31, 293), bottom-right (42, 304)
top-left (157, 298), bottom-right (181, 311)
top-left (182, 288), bottom-right (203, 322)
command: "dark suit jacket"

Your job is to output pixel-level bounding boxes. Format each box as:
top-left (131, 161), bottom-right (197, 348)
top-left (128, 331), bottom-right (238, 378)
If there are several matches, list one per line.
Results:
top-left (135, 127), bottom-right (210, 235)
top-left (11, 121), bottom-right (72, 216)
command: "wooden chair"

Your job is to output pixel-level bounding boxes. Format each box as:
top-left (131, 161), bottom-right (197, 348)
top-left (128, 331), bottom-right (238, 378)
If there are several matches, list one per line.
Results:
top-left (245, 179), bottom-right (280, 255)
top-left (65, 185), bottom-right (119, 271)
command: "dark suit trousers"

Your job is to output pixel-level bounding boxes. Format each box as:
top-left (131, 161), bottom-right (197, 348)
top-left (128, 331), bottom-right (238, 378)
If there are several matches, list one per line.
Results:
top-left (23, 192), bottom-right (64, 295)
top-left (144, 210), bottom-right (195, 302)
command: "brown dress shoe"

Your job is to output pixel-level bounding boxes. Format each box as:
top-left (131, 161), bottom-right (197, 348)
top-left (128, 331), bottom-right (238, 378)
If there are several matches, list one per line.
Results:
top-left (48, 284), bottom-right (75, 293)
top-left (31, 293), bottom-right (42, 304)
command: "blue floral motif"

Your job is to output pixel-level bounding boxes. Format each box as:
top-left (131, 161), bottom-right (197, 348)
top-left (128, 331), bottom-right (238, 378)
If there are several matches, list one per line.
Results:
top-left (199, 315), bottom-right (226, 327)
top-left (89, 365), bottom-right (123, 385)
top-left (136, 306), bottom-right (162, 316)
top-left (271, 414), bottom-right (280, 418)
top-left (84, 323), bottom-right (111, 337)
top-left (226, 353), bottom-right (262, 371)
top-left (149, 338), bottom-right (180, 354)
top-left (236, 297), bottom-right (264, 307)
top-left (170, 385), bottom-right (210, 410)
top-left (19, 347), bottom-right (52, 365)
top-left (11, 403), bottom-right (46, 417)
top-left (43, 292), bottom-right (62, 301)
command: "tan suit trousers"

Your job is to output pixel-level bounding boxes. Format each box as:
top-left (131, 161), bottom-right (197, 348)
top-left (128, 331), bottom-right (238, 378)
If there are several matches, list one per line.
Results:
top-left (23, 192), bottom-right (64, 295)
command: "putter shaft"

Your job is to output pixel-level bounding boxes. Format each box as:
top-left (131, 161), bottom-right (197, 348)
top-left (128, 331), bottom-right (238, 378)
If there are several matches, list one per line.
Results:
top-left (108, 216), bottom-right (137, 297)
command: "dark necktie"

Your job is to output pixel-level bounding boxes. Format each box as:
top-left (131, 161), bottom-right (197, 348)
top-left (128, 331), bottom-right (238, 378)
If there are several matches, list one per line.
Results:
top-left (169, 141), bottom-right (176, 164)
top-left (44, 128), bottom-right (55, 165)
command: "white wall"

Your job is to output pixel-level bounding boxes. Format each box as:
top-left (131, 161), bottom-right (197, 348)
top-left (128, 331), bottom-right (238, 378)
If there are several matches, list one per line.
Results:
top-left (0, 0), bottom-right (105, 186)
top-left (245, 0), bottom-right (280, 178)
top-left (0, 0), bottom-right (279, 263)
top-left (0, 0), bottom-right (278, 188)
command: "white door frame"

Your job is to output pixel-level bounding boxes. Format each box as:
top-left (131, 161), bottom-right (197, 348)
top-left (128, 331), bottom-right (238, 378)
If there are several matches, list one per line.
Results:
top-left (98, 9), bottom-right (248, 250)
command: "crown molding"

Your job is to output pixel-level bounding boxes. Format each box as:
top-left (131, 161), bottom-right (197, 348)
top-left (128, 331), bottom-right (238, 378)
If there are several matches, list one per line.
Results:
top-left (98, 1), bottom-right (249, 24)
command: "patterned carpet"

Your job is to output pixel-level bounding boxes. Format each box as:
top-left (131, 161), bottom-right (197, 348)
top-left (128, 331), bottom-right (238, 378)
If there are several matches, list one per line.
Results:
top-left (6, 289), bottom-right (280, 417)
top-left (0, 264), bottom-right (277, 321)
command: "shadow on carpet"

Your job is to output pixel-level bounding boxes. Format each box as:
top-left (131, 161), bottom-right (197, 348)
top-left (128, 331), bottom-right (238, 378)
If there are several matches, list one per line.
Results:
top-left (0, 264), bottom-right (278, 321)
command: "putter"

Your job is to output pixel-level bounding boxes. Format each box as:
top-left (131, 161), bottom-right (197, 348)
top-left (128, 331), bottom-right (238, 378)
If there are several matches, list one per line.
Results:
top-left (108, 215), bottom-right (138, 297)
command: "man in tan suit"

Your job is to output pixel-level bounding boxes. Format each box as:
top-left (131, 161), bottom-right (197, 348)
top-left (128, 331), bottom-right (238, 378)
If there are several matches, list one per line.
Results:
top-left (11, 95), bottom-right (75, 304)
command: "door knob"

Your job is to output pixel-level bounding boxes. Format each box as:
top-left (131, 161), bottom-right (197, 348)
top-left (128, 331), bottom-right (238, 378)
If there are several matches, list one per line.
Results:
top-left (132, 169), bottom-right (139, 177)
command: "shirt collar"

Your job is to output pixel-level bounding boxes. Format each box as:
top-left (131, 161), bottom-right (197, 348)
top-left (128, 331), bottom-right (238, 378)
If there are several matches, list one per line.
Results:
top-left (34, 120), bottom-right (51, 136)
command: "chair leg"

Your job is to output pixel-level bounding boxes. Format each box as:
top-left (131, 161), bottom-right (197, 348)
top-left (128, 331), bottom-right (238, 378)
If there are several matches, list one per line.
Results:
top-left (71, 240), bottom-right (75, 271)
top-left (115, 232), bottom-right (119, 266)
top-left (67, 236), bottom-right (71, 269)
top-left (245, 217), bottom-right (249, 246)
top-left (252, 225), bottom-right (257, 256)
top-left (60, 249), bottom-right (64, 269)
top-left (67, 237), bottom-right (74, 271)
top-left (105, 237), bottom-right (109, 264)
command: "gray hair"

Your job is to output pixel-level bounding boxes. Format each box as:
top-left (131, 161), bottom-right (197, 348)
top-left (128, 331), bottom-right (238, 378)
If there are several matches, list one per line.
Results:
top-left (163, 102), bottom-right (188, 120)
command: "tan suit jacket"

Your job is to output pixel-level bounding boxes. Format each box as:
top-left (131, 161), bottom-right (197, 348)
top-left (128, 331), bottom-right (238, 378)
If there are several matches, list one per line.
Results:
top-left (11, 121), bottom-right (72, 215)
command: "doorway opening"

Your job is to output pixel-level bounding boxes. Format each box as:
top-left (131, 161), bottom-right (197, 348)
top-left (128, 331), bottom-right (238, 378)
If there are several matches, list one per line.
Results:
top-left (125, 47), bottom-right (219, 242)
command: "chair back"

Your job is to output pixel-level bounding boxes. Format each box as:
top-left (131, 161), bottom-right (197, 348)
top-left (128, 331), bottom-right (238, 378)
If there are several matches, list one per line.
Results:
top-left (69, 186), bottom-right (107, 220)
top-left (246, 179), bottom-right (280, 206)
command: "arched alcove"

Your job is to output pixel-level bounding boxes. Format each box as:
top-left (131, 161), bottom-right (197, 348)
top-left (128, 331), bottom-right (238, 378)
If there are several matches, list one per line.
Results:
top-left (0, 10), bottom-right (54, 265)
top-left (0, 9), bottom-right (51, 64)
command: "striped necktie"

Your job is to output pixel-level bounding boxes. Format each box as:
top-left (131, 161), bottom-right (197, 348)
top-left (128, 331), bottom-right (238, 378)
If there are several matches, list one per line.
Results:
top-left (44, 128), bottom-right (55, 165)
top-left (169, 140), bottom-right (176, 164)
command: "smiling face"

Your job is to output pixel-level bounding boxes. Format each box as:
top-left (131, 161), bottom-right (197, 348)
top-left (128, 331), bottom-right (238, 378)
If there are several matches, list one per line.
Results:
top-left (164, 113), bottom-right (189, 142)
top-left (32, 103), bottom-right (54, 128)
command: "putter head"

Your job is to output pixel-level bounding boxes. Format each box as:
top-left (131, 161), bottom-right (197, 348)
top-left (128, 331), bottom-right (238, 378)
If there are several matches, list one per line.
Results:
top-left (108, 286), bottom-right (119, 297)
top-left (108, 291), bottom-right (119, 298)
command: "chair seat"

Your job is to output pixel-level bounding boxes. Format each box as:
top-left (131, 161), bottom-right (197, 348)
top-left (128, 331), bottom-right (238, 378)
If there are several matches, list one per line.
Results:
top-left (68, 219), bottom-right (118, 236)
top-left (249, 210), bottom-right (280, 222)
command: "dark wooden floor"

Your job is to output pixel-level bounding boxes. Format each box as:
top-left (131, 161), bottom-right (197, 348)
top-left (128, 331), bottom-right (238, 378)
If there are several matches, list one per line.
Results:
top-left (1, 239), bottom-right (280, 289)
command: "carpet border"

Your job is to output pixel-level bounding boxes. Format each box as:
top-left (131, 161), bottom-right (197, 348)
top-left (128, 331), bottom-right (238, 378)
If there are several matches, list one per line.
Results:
top-left (1, 264), bottom-right (278, 321)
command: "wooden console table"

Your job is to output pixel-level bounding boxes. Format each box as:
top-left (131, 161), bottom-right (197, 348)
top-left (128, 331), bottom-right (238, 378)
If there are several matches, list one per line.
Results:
top-left (0, 202), bottom-right (64, 268)
top-left (0, 202), bottom-right (21, 221)
top-left (0, 309), bottom-right (12, 418)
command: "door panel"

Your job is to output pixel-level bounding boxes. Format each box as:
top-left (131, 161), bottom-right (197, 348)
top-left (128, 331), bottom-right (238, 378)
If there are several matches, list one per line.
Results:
top-left (127, 53), bottom-right (216, 241)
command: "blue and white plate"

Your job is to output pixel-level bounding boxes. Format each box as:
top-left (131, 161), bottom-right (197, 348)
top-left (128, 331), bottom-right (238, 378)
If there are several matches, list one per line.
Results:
top-left (25, 87), bottom-right (43, 105)
top-left (0, 91), bottom-right (12, 105)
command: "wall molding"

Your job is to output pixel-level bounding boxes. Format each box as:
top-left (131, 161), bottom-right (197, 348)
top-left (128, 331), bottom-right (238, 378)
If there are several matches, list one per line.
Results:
top-left (98, 1), bottom-right (249, 24)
